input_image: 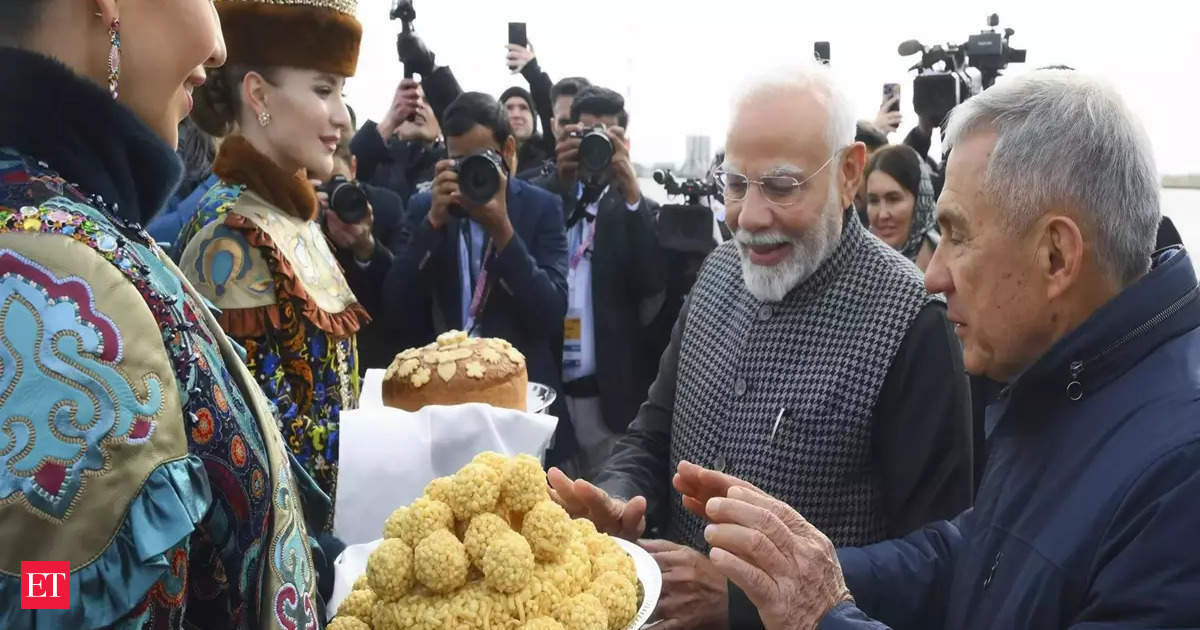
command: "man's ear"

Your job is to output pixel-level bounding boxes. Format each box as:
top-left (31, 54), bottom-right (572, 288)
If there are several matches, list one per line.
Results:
top-left (839, 142), bottom-right (867, 209)
top-left (503, 135), bottom-right (518, 173)
top-left (1039, 213), bottom-right (1086, 301)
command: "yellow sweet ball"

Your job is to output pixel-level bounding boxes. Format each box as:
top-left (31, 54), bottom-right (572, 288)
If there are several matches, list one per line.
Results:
top-left (464, 512), bottom-right (512, 568)
top-left (482, 530), bottom-right (535, 594)
top-left (589, 571), bottom-right (637, 630)
top-left (352, 574), bottom-right (370, 591)
top-left (375, 592), bottom-right (450, 630)
top-left (401, 497), bottom-right (454, 546)
top-left (327, 616), bottom-right (371, 630)
top-left (524, 618), bottom-right (566, 630)
top-left (584, 535), bottom-right (637, 586)
top-left (383, 505), bottom-right (408, 540)
top-left (472, 450), bottom-right (510, 476)
top-left (449, 462), bottom-right (502, 521)
top-left (446, 581), bottom-right (497, 628)
top-left (591, 550), bottom-right (637, 587)
top-left (552, 592), bottom-right (609, 630)
top-left (501, 454), bottom-right (549, 515)
top-left (335, 588), bottom-right (377, 624)
top-left (522, 500), bottom-right (573, 562)
top-left (414, 529), bottom-right (470, 594)
top-left (423, 476), bottom-right (455, 505)
top-left (571, 518), bottom-right (598, 539)
top-left (367, 538), bottom-right (413, 601)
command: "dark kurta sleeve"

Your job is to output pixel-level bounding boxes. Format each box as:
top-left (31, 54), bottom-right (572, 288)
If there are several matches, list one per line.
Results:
top-left (593, 296), bottom-right (688, 509)
top-left (872, 301), bottom-right (973, 538)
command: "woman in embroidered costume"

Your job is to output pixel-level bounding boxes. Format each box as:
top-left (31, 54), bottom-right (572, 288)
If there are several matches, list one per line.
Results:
top-left (177, 0), bottom-right (369, 514)
top-left (0, 0), bottom-right (336, 629)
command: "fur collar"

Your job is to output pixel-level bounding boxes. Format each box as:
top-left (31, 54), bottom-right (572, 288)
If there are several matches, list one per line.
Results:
top-left (0, 47), bottom-right (182, 226)
top-left (212, 135), bottom-right (318, 221)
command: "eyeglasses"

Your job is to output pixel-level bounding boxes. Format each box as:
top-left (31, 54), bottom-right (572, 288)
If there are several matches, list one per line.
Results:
top-left (713, 152), bottom-right (841, 206)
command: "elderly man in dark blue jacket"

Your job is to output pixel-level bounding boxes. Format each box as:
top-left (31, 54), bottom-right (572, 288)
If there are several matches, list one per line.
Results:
top-left (675, 70), bottom-right (1200, 629)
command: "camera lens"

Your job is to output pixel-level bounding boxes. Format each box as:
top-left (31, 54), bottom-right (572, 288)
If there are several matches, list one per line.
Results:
top-left (457, 153), bottom-right (502, 204)
top-left (578, 129), bottom-right (613, 174)
top-left (325, 176), bottom-right (370, 223)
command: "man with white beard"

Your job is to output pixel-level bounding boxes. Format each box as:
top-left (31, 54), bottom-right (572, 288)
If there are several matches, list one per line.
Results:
top-left (548, 63), bottom-right (974, 628)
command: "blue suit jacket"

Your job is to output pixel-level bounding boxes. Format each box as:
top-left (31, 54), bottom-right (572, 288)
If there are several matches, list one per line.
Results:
top-left (383, 177), bottom-right (570, 426)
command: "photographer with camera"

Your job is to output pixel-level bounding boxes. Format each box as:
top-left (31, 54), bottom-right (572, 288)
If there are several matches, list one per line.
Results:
top-left (382, 92), bottom-right (576, 464)
top-left (530, 86), bottom-right (667, 477)
top-left (351, 80), bottom-right (446, 208)
top-left (320, 138), bottom-right (417, 371)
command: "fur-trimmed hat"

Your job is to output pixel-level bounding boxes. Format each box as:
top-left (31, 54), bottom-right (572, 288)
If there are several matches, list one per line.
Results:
top-left (216, 0), bottom-right (362, 77)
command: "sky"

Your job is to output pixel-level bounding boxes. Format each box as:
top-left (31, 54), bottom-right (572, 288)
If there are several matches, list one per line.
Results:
top-left (346, 0), bottom-right (1200, 177)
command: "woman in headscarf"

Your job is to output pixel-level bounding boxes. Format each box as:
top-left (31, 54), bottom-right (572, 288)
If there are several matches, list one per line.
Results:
top-left (0, 0), bottom-right (332, 627)
top-left (865, 144), bottom-right (939, 271)
top-left (178, 0), bottom-right (370, 519)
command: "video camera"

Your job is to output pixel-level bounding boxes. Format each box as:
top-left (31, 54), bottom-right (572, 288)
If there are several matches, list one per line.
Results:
top-left (899, 14), bottom-right (1026, 125)
top-left (653, 169), bottom-right (722, 206)
top-left (390, 0), bottom-right (418, 79)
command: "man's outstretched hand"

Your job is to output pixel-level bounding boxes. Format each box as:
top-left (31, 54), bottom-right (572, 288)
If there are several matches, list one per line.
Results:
top-left (547, 467), bottom-right (647, 541)
top-left (673, 459), bottom-right (762, 520)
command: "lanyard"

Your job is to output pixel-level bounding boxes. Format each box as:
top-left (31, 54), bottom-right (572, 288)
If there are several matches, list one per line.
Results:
top-left (468, 239), bottom-right (494, 325)
top-left (570, 219), bottom-right (597, 271)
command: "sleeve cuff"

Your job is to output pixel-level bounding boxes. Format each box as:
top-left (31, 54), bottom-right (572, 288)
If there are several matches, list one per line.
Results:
top-left (488, 231), bottom-right (534, 292)
top-left (816, 602), bottom-right (885, 630)
top-left (520, 57), bottom-right (542, 81)
top-left (350, 121), bottom-right (392, 163)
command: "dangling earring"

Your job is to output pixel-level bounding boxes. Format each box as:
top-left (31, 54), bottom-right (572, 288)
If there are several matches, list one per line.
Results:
top-left (106, 18), bottom-right (121, 100)
top-left (258, 111), bottom-right (272, 127)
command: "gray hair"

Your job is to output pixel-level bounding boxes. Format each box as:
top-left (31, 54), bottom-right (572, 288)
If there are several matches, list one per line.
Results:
top-left (730, 62), bottom-right (857, 156)
top-left (943, 70), bottom-right (1160, 285)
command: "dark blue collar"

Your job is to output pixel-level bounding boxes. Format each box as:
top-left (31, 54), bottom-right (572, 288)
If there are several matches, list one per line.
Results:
top-left (0, 47), bottom-right (182, 226)
top-left (1011, 247), bottom-right (1200, 404)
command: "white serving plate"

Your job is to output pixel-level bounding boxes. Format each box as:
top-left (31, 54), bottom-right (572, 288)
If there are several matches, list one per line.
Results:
top-left (329, 534), bottom-right (662, 629)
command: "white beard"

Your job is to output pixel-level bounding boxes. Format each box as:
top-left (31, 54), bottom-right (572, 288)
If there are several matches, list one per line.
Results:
top-left (734, 181), bottom-right (844, 303)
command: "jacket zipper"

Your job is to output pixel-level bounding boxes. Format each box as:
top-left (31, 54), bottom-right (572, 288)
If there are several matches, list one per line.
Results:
top-left (1066, 284), bottom-right (1199, 401)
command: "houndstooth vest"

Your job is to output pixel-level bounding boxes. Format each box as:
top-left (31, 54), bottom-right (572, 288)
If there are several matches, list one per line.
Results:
top-left (667, 214), bottom-right (934, 549)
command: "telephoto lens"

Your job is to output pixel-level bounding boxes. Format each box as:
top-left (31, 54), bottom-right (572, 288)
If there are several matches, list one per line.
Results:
top-left (575, 126), bottom-right (613, 174)
top-left (323, 176), bottom-right (370, 223)
top-left (454, 149), bottom-right (505, 205)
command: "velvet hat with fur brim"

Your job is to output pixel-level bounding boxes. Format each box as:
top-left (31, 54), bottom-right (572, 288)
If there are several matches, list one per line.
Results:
top-left (217, 1), bottom-right (362, 77)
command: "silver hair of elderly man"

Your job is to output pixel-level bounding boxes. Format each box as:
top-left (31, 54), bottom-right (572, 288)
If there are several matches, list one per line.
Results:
top-left (943, 70), bottom-right (1161, 286)
top-left (729, 62), bottom-right (858, 158)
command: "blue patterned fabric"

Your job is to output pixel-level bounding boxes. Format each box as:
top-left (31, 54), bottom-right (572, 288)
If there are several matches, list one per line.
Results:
top-left (0, 147), bottom-right (320, 629)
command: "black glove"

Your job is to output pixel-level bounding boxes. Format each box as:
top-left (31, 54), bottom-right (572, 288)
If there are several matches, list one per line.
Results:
top-left (397, 32), bottom-right (436, 77)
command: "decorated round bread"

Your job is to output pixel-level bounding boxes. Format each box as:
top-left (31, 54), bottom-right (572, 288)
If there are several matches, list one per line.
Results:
top-left (382, 331), bottom-right (528, 411)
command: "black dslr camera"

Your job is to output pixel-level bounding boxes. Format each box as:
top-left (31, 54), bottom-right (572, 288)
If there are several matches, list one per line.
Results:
top-left (899, 14), bottom-right (1026, 126)
top-left (320, 176), bottom-right (370, 223)
top-left (449, 149), bottom-right (506, 217)
top-left (569, 126), bottom-right (613, 182)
